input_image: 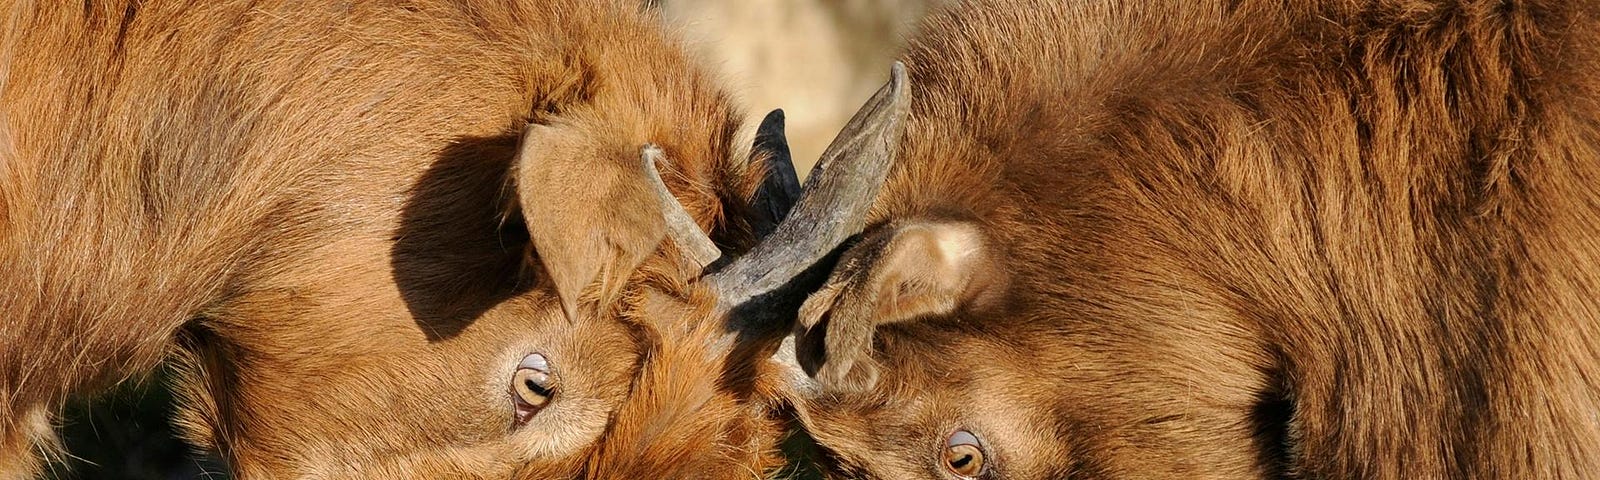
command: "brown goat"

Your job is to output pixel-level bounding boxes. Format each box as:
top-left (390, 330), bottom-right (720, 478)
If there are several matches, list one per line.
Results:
top-left (0, 1), bottom-right (901, 477)
top-left (791, 0), bottom-right (1600, 478)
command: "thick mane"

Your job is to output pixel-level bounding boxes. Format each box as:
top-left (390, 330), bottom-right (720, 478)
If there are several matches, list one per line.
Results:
top-left (873, 0), bottom-right (1600, 476)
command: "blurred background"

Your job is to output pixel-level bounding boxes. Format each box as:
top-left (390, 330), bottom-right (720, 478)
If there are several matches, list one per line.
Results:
top-left (660, 0), bottom-right (945, 172)
top-left (50, 2), bottom-right (939, 478)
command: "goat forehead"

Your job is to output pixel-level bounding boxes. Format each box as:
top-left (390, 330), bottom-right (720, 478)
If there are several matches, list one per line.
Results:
top-left (803, 343), bottom-right (1075, 476)
top-left (577, 335), bottom-right (783, 477)
top-left (617, 323), bottom-right (743, 427)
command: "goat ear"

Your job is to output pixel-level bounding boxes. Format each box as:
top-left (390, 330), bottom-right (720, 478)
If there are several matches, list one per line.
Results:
top-left (795, 221), bottom-right (1000, 392)
top-left (515, 123), bottom-right (666, 321)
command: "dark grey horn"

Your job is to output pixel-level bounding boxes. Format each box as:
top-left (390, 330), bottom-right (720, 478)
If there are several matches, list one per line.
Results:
top-left (642, 145), bottom-right (722, 269)
top-left (748, 109), bottom-right (802, 240)
top-left (710, 61), bottom-right (909, 314)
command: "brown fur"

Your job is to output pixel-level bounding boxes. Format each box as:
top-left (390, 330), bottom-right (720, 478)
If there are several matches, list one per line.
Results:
top-left (0, 0), bottom-right (792, 477)
top-left (795, 0), bottom-right (1600, 478)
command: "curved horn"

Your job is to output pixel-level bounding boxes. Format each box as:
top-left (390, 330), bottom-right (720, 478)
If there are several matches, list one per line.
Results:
top-left (642, 145), bottom-right (722, 269)
top-left (748, 109), bottom-right (802, 240)
top-left (711, 62), bottom-right (909, 321)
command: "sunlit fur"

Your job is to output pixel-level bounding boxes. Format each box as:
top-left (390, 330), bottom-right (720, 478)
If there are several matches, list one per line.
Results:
top-left (0, 0), bottom-right (791, 477)
top-left (798, 0), bottom-right (1600, 478)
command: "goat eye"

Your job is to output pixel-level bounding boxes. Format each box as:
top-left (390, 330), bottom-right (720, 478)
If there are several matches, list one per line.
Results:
top-left (510, 353), bottom-right (556, 426)
top-left (942, 430), bottom-right (986, 478)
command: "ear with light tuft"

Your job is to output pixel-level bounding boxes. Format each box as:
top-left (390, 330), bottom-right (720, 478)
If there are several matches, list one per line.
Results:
top-left (515, 123), bottom-right (670, 321)
top-left (794, 221), bottom-right (1001, 392)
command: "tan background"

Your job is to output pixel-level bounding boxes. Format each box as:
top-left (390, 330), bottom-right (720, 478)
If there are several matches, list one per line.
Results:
top-left (661, 0), bottom-right (946, 174)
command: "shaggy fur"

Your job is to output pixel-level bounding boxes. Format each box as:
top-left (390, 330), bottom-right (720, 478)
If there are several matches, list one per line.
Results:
top-left (0, 0), bottom-right (792, 477)
top-left (794, 0), bottom-right (1600, 478)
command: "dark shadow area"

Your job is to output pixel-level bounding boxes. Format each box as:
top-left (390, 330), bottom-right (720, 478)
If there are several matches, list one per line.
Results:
top-left (776, 426), bottom-right (828, 480)
top-left (54, 364), bottom-right (229, 480)
top-left (721, 236), bottom-right (857, 399)
top-left (1250, 379), bottom-right (1295, 479)
top-left (392, 133), bottom-right (535, 341)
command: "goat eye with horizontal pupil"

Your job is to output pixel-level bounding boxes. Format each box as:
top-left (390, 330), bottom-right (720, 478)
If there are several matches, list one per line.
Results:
top-left (943, 430), bottom-right (986, 477)
top-left (510, 353), bottom-right (556, 426)
top-left (513, 369), bottom-right (552, 405)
